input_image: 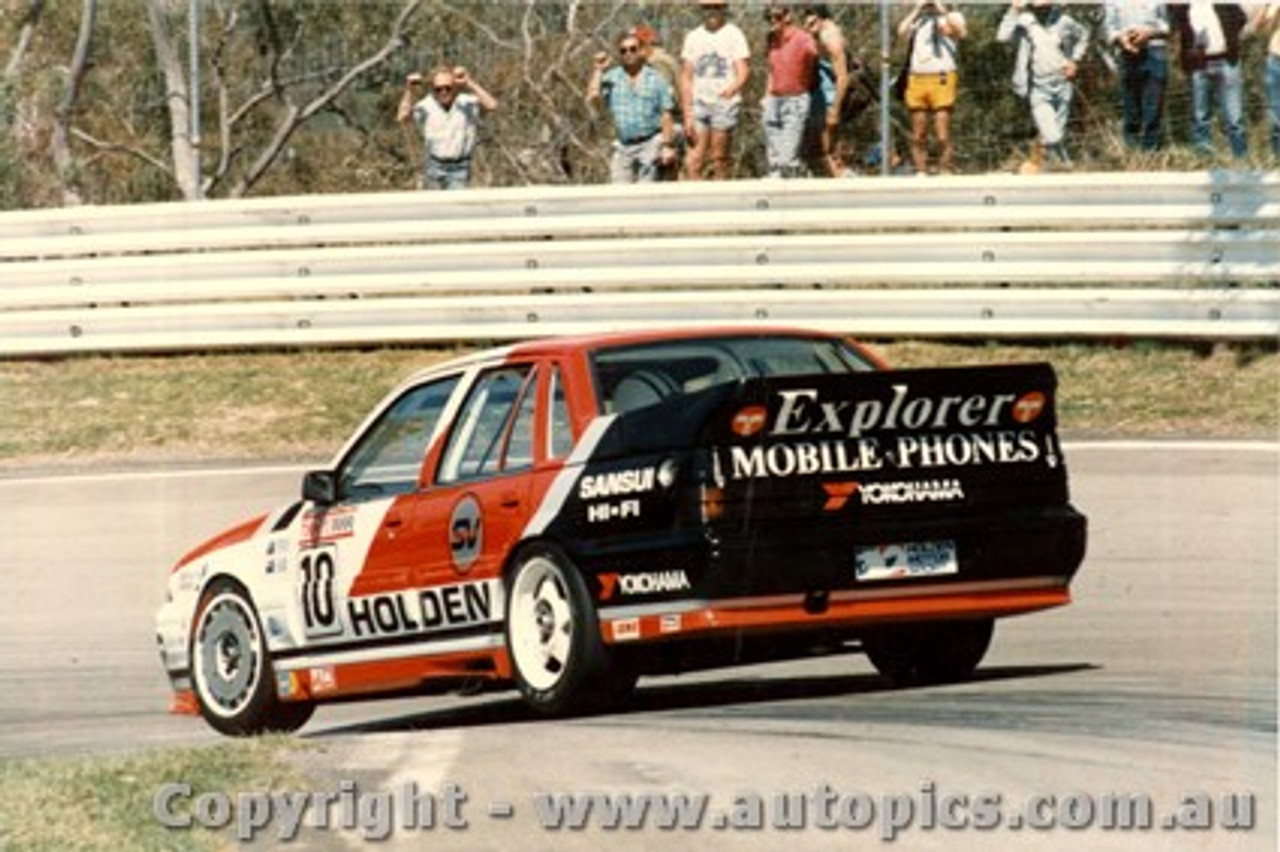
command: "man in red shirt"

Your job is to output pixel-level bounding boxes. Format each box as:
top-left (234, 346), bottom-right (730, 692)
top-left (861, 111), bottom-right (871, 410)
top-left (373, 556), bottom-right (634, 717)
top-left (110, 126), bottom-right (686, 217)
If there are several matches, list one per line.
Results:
top-left (763, 4), bottom-right (818, 178)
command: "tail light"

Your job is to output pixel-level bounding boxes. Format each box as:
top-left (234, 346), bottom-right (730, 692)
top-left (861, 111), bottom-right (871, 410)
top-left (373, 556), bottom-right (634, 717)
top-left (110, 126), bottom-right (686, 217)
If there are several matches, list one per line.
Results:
top-left (700, 485), bottom-right (725, 523)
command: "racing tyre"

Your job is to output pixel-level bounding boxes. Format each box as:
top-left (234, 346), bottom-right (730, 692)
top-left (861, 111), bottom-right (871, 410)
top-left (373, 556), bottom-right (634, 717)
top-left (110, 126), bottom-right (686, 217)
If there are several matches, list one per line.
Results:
top-left (862, 618), bottom-right (994, 686)
top-left (190, 580), bottom-right (314, 736)
top-left (506, 545), bottom-right (625, 715)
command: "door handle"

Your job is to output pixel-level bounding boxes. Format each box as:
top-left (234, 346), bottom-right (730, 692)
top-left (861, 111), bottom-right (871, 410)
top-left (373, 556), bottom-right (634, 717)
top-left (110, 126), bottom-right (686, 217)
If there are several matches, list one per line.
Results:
top-left (499, 492), bottom-right (521, 509)
top-left (384, 511), bottom-right (405, 529)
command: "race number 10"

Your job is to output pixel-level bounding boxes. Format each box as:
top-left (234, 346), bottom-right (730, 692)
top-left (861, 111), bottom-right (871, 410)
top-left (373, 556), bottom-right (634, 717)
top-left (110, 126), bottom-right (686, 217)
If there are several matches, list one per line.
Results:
top-left (298, 546), bottom-right (342, 638)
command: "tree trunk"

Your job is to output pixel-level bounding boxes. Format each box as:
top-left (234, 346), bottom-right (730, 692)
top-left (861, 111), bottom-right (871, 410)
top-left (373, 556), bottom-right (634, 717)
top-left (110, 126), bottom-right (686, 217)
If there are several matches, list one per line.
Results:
top-left (145, 0), bottom-right (198, 200)
top-left (51, 0), bottom-right (97, 206)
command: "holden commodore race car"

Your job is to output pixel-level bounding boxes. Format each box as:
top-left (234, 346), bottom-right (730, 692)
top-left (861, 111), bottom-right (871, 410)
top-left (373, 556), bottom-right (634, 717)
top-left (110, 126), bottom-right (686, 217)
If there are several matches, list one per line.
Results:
top-left (156, 328), bottom-right (1087, 735)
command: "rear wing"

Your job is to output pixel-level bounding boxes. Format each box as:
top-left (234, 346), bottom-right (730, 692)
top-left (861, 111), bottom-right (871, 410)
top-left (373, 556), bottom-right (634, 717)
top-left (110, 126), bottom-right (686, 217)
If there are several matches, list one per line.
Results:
top-left (703, 363), bottom-right (1068, 514)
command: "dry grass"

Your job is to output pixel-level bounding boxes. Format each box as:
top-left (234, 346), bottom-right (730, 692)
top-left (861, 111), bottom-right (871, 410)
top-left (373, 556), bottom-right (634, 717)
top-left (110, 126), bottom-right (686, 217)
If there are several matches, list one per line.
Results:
top-left (0, 341), bottom-right (1274, 470)
top-left (0, 737), bottom-right (302, 852)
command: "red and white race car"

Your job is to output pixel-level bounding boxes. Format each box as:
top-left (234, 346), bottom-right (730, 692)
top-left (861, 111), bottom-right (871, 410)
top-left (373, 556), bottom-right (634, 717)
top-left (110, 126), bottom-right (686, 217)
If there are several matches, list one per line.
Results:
top-left (155, 328), bottom-right (1086, 735)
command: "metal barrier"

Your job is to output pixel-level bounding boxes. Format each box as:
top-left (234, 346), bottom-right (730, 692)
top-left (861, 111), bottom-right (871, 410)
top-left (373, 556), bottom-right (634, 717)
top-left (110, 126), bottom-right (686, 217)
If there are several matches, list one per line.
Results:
top-left (2, 171), bottom-right (1277, 356)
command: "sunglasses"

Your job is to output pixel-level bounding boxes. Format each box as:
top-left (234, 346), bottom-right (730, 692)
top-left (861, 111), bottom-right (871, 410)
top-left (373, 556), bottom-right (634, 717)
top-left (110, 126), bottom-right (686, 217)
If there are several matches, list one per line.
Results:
top-left (619, 44), bottom-right (642, 55)
top-left (433, 85), bottom-right (454, 94)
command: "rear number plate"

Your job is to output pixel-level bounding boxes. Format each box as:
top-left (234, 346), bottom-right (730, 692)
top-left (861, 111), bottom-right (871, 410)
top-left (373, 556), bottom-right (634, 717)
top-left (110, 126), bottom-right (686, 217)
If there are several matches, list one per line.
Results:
top-left (855, 540), bottom-right (958, 582)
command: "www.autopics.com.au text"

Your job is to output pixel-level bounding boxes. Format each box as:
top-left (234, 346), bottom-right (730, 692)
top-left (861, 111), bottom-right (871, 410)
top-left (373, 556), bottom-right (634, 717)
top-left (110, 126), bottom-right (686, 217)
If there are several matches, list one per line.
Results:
top-left (153, 779), bottom-right (1258, 843)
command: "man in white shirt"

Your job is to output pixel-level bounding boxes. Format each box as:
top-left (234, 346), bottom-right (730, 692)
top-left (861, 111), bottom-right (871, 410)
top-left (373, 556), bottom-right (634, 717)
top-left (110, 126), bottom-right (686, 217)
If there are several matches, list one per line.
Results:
top-left (397, 66), bottom-right (498, 190)
top-left (1169, 2), bottom-right (1249, 159)
top-left (680, 0), bottom-right (751, 180)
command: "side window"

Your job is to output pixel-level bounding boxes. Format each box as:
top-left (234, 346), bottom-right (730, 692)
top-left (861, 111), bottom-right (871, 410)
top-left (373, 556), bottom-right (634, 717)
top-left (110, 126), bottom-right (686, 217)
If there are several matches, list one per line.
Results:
top-left (340, 376), bottom-right (460, 501)
top-left (548, 367), bottom-right (575, 459)
top-left (437, 366), bottom-right (534, 484)
top-left (505, 377), bottom-right (536, 471)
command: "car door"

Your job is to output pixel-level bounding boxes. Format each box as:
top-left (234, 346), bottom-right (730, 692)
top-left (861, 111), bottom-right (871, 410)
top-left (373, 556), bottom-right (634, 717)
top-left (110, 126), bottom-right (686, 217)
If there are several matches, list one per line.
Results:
top-left (415, 363), bottom-right (540, 587)
top-left (291, 374), bottom-right (461, 645)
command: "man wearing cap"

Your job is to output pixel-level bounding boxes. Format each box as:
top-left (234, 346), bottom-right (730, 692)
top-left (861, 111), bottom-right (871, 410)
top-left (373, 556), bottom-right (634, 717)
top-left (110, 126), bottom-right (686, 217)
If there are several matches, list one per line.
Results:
top-left (632, 23), bottom-right (685, 180)
top-left (681, 0), bottom-right (751, 180)
top-left (587, 31), bottom-right (678, 183)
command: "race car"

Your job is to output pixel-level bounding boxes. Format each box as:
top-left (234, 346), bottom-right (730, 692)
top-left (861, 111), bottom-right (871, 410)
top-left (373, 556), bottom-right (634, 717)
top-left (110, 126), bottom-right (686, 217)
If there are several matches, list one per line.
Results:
top-left (155, 328), bottom-right (1087, 735)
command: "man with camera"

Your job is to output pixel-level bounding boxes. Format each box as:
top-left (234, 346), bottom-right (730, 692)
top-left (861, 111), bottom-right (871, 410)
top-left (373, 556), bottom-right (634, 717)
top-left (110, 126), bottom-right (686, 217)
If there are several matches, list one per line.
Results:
top-left (897, 0), bottom-right (967, 176)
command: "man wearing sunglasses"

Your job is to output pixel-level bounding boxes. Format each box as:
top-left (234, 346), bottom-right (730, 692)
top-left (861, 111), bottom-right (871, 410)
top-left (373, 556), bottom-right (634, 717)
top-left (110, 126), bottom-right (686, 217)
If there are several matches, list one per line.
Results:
top-left (587, 33), bottom-right (678, 183)
top-left (680, 0), bottom-right (751, 179)
top-left (397, 65), bottom-right (498, 190)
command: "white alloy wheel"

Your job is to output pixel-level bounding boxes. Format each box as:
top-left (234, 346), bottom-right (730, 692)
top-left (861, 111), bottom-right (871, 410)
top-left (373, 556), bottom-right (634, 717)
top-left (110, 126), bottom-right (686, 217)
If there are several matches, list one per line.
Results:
top-left (508, 554), bottom-right (577, 692)
top-left (193, 591), bottom-right (264, 720)
top-left (505, 546), bottom-right (611, 714)
top-left (189, 581), bottom-right (314, 736)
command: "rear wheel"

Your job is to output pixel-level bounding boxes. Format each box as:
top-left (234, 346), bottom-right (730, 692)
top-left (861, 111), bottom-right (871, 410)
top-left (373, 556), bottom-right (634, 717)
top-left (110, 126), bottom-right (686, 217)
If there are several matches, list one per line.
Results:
top-left (505, 545), bottom-right (630, 714)
top-left (190, 580), bottom-right (314, 736)
top-left (862, 619), bottom-right (994, 686)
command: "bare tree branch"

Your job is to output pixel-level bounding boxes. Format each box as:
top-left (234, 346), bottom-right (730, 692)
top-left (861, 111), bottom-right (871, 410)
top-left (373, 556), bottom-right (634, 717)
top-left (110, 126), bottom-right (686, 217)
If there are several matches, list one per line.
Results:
top-left (72, 126), bottom-right (170, 173)
top-left (52, 0), bottom-right (96, 206)
top-left (436, 3), bottom-right (520, 53)
top-left (228, 0), bottom-right (422, 197)
top-left (3, 0), bottom-right (45, 82)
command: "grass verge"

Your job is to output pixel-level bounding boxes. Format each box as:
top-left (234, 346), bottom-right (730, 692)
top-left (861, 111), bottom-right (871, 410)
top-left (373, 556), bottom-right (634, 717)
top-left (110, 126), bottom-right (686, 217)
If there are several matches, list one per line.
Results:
top-left (0, 340), bottom-right (1274, 470)
top-left (0, 737), bottom-right (303, 852)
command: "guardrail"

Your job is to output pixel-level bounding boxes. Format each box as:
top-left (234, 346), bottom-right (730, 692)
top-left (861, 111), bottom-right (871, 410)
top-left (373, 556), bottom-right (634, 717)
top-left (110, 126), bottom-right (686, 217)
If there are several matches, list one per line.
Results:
top-left (2, 171), bottom-right (1277, 356)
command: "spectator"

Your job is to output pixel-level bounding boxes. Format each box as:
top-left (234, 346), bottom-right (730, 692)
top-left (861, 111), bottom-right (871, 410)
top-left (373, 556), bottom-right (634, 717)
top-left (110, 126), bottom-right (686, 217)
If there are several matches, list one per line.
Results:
top-left (1250, 3), bottom-right (1279, 157)
top-left (397, 66), bottom-right (498, 190)
top-left (998, 0), bottom-right (1090, 173)
top-left (632, 24), bottom-right (685, 179)
top-left (801, 4), bottom-right (853, 176)
top-left (633, 24), bottom-right (682, 94)
top-left (1169, 2), bottom-right (1249, 159)
top-left (586, 32), bottom-right (678, 183)
top-left (1104, 0), bottom-right (1171, 151)
top-left (763, 4), bottom-right (818, 178)
top-left (681, 0), bottom-right (751, 180)
top-left (898, 0), bottom-right (968, 176)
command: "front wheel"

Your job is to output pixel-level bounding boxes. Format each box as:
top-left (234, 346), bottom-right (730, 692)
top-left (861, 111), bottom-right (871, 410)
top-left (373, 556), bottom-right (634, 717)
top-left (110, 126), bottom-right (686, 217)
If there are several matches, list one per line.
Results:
top-left (505, 545), bottom-right (627, 715)
top-left (190, 580), bottom-right (314, 736)
top-left (862, 618), bottom-right (994, 686)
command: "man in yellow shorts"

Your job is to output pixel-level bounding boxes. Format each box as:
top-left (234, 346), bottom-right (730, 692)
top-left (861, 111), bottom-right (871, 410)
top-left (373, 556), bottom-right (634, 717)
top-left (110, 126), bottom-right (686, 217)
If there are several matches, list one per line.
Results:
top-left (897, 0), bottom-right (967, 175)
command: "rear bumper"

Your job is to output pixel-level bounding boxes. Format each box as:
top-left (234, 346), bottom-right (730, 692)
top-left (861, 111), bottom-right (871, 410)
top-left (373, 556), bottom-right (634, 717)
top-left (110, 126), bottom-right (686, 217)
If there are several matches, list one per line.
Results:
top-left (593, 504), bottom-right (1085, 645)
top-left (704, 505), bottom-right (1087, 598)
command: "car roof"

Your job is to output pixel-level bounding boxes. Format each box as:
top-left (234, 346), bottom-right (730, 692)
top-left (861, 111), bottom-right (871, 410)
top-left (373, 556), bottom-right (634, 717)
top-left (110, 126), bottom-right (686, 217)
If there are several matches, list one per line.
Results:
top-left (398, 326), bottom-right (850, 386)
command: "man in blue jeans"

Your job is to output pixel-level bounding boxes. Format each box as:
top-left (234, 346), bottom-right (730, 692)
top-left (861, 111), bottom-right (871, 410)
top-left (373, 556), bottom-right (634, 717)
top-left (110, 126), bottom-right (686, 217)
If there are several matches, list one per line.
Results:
top-left (587, 32), bottom-right (678, 183)
top-left (1104, 0), bottom-right (1170, 151)
top-left (1170, 2), bottom-right (1249, 160)
top-left (1257, 3), bottom-right (1280, 157)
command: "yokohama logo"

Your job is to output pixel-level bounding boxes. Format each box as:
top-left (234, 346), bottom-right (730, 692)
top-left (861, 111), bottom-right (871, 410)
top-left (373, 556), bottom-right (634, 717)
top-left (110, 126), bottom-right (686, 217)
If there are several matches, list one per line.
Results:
top-left (823, 479), bottom-right (966, 510)
top-left (598, 570), bottom-right (692, 600)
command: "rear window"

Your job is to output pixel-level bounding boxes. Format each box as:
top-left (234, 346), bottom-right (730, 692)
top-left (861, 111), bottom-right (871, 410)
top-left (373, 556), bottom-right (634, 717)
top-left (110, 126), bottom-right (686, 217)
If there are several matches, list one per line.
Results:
top-left (593, 336), bottom-right (874, 414)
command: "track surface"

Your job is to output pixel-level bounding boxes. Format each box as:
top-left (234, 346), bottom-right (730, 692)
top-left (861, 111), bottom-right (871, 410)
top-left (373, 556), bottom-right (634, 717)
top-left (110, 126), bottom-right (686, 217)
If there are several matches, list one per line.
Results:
top-left (0, 444), bottom-right (1274, 849)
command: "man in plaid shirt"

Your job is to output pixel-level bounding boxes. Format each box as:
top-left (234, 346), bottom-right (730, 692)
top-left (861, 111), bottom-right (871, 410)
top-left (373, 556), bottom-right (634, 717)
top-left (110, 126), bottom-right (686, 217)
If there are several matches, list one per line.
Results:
top-left (587, 31), bottom-right (678, 183)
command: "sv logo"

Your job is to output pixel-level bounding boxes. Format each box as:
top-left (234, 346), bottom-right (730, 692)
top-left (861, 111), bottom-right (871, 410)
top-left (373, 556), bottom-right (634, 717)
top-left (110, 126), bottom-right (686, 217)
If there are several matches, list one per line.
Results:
top-left (449, 495), bottom-right (483, 572)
